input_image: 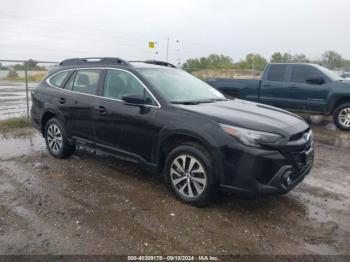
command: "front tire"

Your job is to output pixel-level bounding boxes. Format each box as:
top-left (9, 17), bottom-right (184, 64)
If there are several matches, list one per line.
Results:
top-left (164, 143), bottom-right (217, 206)
top-left (333, 103), bottom-right (350, 131)
top-left (44, 118), bottom-right (75, 158)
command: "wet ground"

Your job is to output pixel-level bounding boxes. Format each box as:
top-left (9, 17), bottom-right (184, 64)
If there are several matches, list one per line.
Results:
top-left (0, 120), bottom-right (349, 255)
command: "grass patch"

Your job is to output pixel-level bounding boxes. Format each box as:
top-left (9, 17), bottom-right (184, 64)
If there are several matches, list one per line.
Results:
top-left (0, 117), bottom-right (31, 130)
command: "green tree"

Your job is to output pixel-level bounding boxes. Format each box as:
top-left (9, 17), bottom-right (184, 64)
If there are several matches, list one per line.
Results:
top-left (0, 63), bottom-right (8, 70)
top-left (281, 52), bottom-right (292, 63)
top-left (270, 52), bottom-right (283, 63)
top-left (183, 54), bottom-right (235, 69)
top-left (245, 53), bottom-right (267, 71)
top-left (12, 59), bottom-right (45, 71)
top-left (7, 69), bottom-right (19, 78)
top-left (291, 53), bottom-right (309, 63)
top-left (322, 51), bottom-right (344, 69)
top-left (13, 64), bottom-right (24, 70)
top-left (26, 59), bottom-right (39, 70)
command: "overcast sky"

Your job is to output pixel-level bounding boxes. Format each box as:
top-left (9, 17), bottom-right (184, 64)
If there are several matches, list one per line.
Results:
top-left (0, 0), bottom-right (349, 64)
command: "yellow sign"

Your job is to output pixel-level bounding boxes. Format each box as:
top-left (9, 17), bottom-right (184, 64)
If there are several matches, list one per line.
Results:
top-left (149, 41), bottom-right (155, 49)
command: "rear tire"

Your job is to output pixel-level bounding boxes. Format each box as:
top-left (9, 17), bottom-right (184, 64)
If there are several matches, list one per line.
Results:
top-left (333, 103), bottom-right (350, 131)
top-left (163, 142), bottom-right (217, 206)
top-left (44, 118), bottom-right (75, 158)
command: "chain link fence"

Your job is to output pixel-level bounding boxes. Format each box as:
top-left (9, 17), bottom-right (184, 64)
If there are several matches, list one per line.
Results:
top-left (0, 59), bottom-right (58, 121)
top-left (0, 59), bottom-right (263, 121)
top-left (182, 68), bottom-right (262, 79)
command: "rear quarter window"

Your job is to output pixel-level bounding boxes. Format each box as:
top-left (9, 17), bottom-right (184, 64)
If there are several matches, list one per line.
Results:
top-left (267, 65), bottom-right (288, 81)
top-left (48, 71), bottom-right (70, 87)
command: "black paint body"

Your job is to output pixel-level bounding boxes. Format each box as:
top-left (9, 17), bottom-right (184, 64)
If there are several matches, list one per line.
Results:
top-left (31, 61), bottom-right (313, 196)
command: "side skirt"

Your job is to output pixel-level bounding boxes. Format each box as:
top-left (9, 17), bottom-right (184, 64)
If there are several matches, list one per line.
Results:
top-left (72, 136), bottom-right (159, 174)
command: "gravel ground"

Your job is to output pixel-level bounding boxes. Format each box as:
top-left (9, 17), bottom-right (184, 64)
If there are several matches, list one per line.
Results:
top-left (0, 122), bottom-right (349, 256)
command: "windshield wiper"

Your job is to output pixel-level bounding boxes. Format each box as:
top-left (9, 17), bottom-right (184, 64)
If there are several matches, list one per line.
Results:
top-left (171, 98), bottom-right (228, 105)
top-left (171, 101), bottom-right (201, 105)
top-left (209, 98), bottom-right (229, 102)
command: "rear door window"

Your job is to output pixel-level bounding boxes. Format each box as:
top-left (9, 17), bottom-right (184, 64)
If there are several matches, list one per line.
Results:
top-left (267, 65), bottom-right (288, 81)
top-left (71, 69), bottom-right (102, 95)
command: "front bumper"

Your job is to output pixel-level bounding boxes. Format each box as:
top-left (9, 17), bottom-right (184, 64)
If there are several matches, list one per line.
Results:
top-left (219, 138), bottom-right (314, 196)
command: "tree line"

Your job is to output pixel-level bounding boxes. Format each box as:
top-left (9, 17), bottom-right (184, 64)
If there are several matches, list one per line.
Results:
top-left (0, 59), bottom-right (47, 71)
top-left (182, 51), bottom-right (350, 71)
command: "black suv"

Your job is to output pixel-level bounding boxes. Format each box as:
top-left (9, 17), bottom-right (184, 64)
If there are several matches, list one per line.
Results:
top-left (31, 57), bottom-right (314, 205)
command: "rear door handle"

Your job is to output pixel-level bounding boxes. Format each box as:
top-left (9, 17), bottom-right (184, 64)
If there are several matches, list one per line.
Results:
top-left (96, 105), bottom-right (107, 114)
top-left (289, 85), bottom-right (298, 88)
top-left (262, 84), bottom-right (271, 87)
top-left (58, 97), bottom-right (66, 104)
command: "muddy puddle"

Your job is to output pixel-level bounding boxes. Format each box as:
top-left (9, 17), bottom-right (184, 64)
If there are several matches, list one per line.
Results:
top-left (0, 128), bottom-right (45, 160)
top-left (301, 115), bottom-right (350, 148)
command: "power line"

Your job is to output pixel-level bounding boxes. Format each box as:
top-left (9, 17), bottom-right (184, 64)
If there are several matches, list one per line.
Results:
top-left (0, 12), bottom-right (204, 46)
top-left (0, 13), bottom-right (167, 39)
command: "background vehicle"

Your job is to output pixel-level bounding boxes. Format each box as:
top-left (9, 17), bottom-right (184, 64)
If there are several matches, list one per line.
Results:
top-left (207, 63), bottom-right (350, 130)
top-left (341, 72), bottom-right (350, 80)
top-left (31, 57), bottom-right (313, 205)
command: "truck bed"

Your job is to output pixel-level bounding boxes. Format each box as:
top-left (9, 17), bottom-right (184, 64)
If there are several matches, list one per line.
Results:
top-left (207, 78), bottom-right (260, 101)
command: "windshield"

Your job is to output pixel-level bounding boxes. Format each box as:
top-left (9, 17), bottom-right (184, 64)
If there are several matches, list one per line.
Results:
top-left (314, 64), bottom-right (343, 81)
top-left (135, 68), bottom-right (226, 103)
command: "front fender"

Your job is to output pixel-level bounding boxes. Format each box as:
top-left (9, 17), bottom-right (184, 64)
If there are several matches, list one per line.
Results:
top-left (154, 123), bottom-right (224, 180)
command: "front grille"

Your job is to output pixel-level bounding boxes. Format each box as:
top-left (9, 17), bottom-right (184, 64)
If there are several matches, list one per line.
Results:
top-left (283, 129), bottom-right (314, 181)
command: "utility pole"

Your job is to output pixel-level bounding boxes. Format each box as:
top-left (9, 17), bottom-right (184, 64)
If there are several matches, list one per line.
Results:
top-left (176, 40), bottom-right (180, 67)
top-left (24, 61), bottom-right (30, 121)
top-left (166, 38), bottom-right (170, 62)
top-left (251, 54), bottom-right (255, 77)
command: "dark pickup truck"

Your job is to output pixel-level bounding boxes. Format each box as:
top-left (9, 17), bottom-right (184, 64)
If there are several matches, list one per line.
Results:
top-left (207, 63), bottom-right (350, 130)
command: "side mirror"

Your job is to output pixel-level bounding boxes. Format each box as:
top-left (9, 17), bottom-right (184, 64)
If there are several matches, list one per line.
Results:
top-left (121, 93), bottom-right (145, 105)
top-left (305, 77), bottom-right (324, 85)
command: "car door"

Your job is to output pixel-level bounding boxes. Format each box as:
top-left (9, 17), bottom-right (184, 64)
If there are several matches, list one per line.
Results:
top-left (287, 64), bottom-right (330, 112)
top-left (62, 68), bottom-right (102, 141)
top-left (46, 70), bottom-right (78, 136)
top-left (259, 64), bottom-right (291, 108)
top-left (93, 68), bottom-right (160, 162)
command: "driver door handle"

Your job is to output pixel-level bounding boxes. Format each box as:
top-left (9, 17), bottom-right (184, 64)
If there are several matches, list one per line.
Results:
top-left (58, 97), bottom-right (66, 104)
top-left (95, 105), bottom-right (107, 114)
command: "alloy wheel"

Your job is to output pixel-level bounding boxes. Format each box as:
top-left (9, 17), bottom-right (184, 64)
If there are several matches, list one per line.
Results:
top-left (338, 107), bottom-right (350, 127)
top-left (47, 123), bottom-right (63, 154)
top-left (170, 155), bottom-right (207, 198)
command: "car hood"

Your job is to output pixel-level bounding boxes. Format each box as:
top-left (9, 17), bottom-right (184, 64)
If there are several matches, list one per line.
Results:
top-left (178, 99), bottom-right (308, 135)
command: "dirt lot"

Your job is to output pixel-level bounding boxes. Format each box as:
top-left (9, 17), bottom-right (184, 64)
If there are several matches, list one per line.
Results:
top-left (0, 120), bottom-right (349, 255)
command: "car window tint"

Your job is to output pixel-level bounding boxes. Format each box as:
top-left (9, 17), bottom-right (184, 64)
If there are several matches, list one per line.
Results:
top-left (49, 71), bottom-right (69, 87)
top-left (291, 65), bottom-right (321, 83)
top-left (103, 70), bottom-right (156, 106)
top-left (267, 65), bottom-right (288, 81)
top-left (72, 70), bottom-right (101, 95)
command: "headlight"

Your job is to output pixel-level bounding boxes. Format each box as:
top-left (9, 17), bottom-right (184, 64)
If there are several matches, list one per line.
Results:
top-left (220, 124), bottom-right (282, 147)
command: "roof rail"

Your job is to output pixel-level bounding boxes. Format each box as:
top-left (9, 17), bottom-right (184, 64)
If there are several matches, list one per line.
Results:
top-left (129, 60), bottom-right (177, 68)
top-left (59, 57), bottom-right (132, 67)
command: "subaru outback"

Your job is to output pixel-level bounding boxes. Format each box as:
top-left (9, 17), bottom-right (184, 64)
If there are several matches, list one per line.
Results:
top-left (31, 57), bottom-right (314, 205)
